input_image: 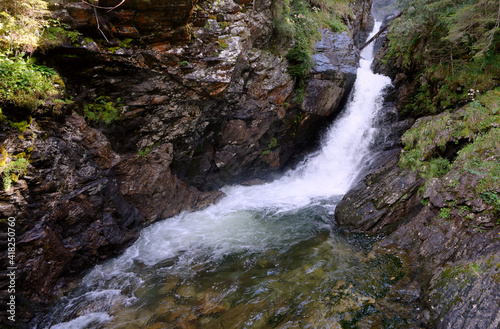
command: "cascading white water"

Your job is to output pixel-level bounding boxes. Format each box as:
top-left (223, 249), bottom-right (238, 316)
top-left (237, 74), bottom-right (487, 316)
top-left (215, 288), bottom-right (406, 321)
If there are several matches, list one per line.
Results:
top-left (44, 22), bottom-right (394, 329)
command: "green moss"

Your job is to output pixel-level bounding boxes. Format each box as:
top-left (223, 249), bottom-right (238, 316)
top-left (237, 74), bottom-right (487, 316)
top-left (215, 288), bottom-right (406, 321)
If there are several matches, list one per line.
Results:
top-left (439, 207), bottom-right (451, 219)
top-left (108, 46), bottom-right (121, 53)
top-left (268, 137), bottom-right (278, 150)
top-left (138, 145), bottom-right (153, 158)
top-left (40, 19), bottom-right (82, 49)
top-left (399, 87), bottom-right (500, 226)
top-left (456, 128), bottom-right (500, 194)
top-left (262, 137), bottom-right (279, 156)
top-left (400, 89), bottom-right (500, 181)
top-left (118, 38), bottom-right (134, 48)
top-left (218, 38), bottom-right (229, 49)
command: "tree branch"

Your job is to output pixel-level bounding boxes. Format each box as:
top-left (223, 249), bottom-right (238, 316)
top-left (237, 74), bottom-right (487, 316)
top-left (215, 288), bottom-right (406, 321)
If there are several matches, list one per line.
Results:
top-left (94, 7), bottom-right (109, 42)
top-left (359, 12), bottom-right (403, 51)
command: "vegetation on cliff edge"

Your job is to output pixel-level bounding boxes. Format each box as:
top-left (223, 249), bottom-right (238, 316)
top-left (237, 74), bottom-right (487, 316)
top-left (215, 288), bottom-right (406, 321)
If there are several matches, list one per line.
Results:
top-left (0, 0), bottom-right (70, 190)
top-left (273, 0), bottom-right (350, 81)
top-left (386, 0), bottom-right (500, 229)
top-left (384, 0), bottom-right (500, 117)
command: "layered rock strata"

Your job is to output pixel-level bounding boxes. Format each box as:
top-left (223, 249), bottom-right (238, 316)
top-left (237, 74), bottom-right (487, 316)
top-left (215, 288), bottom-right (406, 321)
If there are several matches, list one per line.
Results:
top-left (0, 0), bottom-right (374, 325)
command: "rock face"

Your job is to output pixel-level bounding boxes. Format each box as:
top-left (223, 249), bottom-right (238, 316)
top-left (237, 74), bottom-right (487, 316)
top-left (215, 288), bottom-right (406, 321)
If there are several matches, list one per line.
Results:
top-left (0, 0), bottom-right (374, 325)
top-left (335, 140), bottom-right (500, 329)
top-left (0, 113), bottom-right (223, 325)
top-left (303, 30), bottom-right (359, 116)
top-left (41, 0), bottom-right (373, 192)
top-left (335, 148), bottom-right (424, 233)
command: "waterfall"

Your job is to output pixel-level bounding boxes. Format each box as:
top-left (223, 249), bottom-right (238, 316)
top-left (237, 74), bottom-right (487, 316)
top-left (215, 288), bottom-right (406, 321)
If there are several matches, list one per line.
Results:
top-left (42, 22), bottom-right (394, 329)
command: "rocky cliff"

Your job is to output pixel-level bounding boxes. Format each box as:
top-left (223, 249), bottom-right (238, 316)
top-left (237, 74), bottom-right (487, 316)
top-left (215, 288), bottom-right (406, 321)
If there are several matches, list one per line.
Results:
top-left (0, 0), bottom-right (373, 325)
top-left (336, 0), bottom-right (500, 327)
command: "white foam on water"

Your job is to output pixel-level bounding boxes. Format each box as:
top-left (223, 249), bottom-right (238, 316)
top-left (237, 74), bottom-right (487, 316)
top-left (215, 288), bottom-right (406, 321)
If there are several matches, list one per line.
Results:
top-left (49, 312), bottom-right (112, 329)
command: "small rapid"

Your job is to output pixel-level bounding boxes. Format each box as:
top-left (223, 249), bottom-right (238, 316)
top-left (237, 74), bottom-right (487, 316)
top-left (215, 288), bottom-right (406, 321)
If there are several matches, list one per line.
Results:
top-left (41, 22), bottom-right (404, 329)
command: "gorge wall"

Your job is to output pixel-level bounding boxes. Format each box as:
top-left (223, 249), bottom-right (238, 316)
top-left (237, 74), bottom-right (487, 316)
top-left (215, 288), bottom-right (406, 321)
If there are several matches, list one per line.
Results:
top-left (336, 0), bottom-right (500, 327)
top-left (0, 0), bottom-right (373, 325)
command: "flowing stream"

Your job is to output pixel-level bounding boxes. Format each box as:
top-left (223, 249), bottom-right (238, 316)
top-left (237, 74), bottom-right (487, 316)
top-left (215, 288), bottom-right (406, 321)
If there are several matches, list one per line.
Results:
top-left (41, 23), bottom-right (411, 329)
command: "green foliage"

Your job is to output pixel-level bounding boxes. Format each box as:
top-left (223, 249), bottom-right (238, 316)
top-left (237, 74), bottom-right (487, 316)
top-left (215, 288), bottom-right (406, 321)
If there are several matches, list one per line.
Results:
top-left (118, 38), bottom-right (134, 48)
top-left (218, 38), bottom-right (229, 49)
top-left (428, 157), bottom-right (451, 179)
top-left (0, 53), bottom-right (60, 110)
top-left (384, 0), bottom-right (500, 116)
top-left (268, 137), bottom-right (278, 149)
top-left (262, 137), bottom-right (279, 155)
top-left (456, 128), bottom-right (500, 193)
top-left (439, 207), bottom-right (451, 219)
top-left (480, 191), bottom-right (500, 213)
top-left (82, 96), bottom-right (124, 124)
top-left (138, 146), bottom-right (153, 158)
top-left (1, 158), bottom-right (29, 190)
top-left (0, 1), bottom-right (71, 112)
top-left (400, 88), bottom-right (500, 225)
top-left (286, 47), bottom-right (312, 78)
top-left (400, 88), bottom-right (500, 180)
top-left (178, 61), bottom-right (190, 67)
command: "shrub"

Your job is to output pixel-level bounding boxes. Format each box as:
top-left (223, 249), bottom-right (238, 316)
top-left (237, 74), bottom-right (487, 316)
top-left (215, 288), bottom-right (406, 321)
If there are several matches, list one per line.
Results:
top-left (83, 96), bottom-right (124, 124)
top-left (286, 46), bottom-right (311, 78)
top-left (0, 53), bottom-right (60, 110)
top-left (384, 0), bottom-right (500, 116)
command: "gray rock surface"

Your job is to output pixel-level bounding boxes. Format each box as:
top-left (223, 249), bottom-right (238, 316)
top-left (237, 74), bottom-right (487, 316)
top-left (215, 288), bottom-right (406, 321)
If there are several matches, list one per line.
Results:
top-left (335, 145), bottom-right (500, 329)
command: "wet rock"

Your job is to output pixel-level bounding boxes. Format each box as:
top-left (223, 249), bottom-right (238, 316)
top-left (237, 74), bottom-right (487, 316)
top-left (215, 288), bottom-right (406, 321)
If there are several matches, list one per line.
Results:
top-left (154, 297), bottom-right (176, 315)
top-left (302, 79), bottom-right (345, 116)
top-left (0, 112), bottom-right (225, 327)
top-left (312, 30), bottom-right (360, 78)
top-left (303, 30), bottom-right (360, 118)
top-left (335, 148), bottom-right (424, 233)
top-left (423, 254), bottom-right (500, 329)
top-left (177, 284), bottom-right (197, 299)
top-left (115, 144), bottom-right (225, 223)
top-left (159, 278), bottom-right (180, 295)
top-left (106, 307), bottom-right (153, 328)
top-left (336, 139), bottom-right (500, 329)
top-left (198, 291), bottom-right (228, 315)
